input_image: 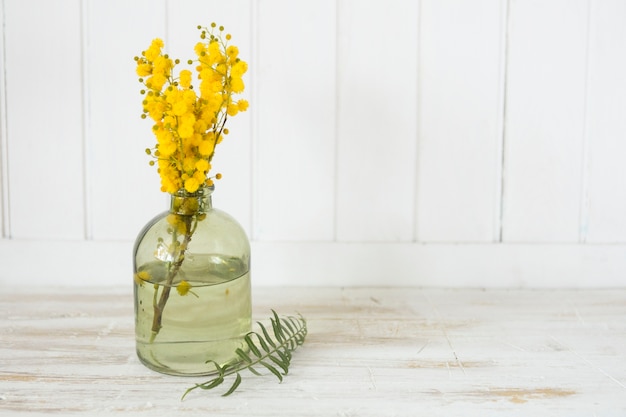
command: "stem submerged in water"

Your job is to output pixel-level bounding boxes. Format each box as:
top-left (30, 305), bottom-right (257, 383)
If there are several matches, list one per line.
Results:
top-left (150, 215), bottom-right (197, 341)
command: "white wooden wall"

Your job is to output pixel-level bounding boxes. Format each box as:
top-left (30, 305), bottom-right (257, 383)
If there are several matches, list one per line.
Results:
top-left (1, 0), bottom-right (625, 287)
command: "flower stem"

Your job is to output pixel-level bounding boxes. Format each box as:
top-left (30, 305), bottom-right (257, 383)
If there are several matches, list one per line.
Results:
top-left (150, 216), bottom-right (196, 341)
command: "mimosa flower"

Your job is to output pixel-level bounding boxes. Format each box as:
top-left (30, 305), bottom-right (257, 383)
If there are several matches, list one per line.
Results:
top-left (135, 23), bottom-right (248, 195)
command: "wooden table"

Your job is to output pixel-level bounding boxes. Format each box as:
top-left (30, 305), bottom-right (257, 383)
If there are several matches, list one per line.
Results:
top-left (1, 287), bottom-right (625, 416)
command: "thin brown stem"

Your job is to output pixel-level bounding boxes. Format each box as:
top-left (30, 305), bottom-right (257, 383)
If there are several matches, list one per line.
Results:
top-left (150, 215), bottom-right (196, 341)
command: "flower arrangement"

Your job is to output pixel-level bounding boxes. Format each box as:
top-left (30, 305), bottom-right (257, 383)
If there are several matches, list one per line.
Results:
top-left (132, 23), bottom-right (307, 397)
top-left (135, 23), bottom-right (249, 194)
top-left (133, 24), bottom-right (249, 341)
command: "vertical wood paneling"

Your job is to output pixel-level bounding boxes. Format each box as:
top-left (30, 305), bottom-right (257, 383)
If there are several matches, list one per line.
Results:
top-left (4, 0), bottom-right (85, 239)
top-left (584, 0), bottom-right (626, 243)
top-left (0, 3), bottom-right (7, 238)
top-left (166, 0), bottom-right (253, 236)
top-left (502, 0), bottom-right (588, 242)
top-left (336, 0), bottom-right (419, 242)
top-left (87, 0), bottom-right (167, 240)
top-left (255, 0), bottom-right (336, 241)
top-left (416, 0), bottom-right (505, 242)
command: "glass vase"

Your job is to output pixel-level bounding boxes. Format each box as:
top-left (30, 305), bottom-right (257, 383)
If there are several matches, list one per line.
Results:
top-left (133, 185), bottom-right (251, 376)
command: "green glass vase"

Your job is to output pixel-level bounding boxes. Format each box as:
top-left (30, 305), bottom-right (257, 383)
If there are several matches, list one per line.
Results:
top-left (133, 186), bottom-right (251, 376)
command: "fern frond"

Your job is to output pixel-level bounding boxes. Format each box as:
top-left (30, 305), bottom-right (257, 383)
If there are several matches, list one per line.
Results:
top-left (182, 311), bottom-right (307, 400)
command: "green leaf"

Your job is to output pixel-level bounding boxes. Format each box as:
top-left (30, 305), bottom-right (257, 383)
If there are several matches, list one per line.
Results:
top-left (276, 349), bottom-right (291, 365)
top-left (235, 348), bottom-right (252, 364)
top-left (201, 376), bottom-right (225, 390)
top-left (222, 373), bottom-right (242, 397)
top-left (253, 332), bottom-right (271, 352)
top-left (258, 322), bottom-right (277, 349)
top-left (183, 310), bottom-right (307, 399)
top-left (269, 355), bottom-right (289, 374)
top-left (260, 361), bottom-right (283, 382)
top-left (245, 335), bottom-right (262, 357)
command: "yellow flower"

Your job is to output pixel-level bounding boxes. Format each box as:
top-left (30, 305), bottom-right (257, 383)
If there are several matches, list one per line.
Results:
top-left (226, 45), bottom-right (239, 61)
top-left (178, 123), bottom-right (194, 139)
top-left (136, 63), bottom-right (152, 77)
top-left (138, 24), bottom-right (248, 193)
top-left (172, 101), bottom-right (187, 116)
top-left (177, 280), bottom-right (192, 296)
top-left (179, 70), bottom-right (192, 88)
top-left (167, 214), bottom-right (187, 234)
top-left (194, 42), bottom-right (206, 57)
top-left (227, 103), bottom-right (239, 117)
top-left (184, 177), bottom-right (200, 193)
top-left (195, 159), bottom-right (209, 172)
top-left (144, 38), bottom-right (163, 61)
top-left (133, 270), bottom-right (151, 286)
top-left (148, 73), bottom-right (167, 91)
top-left (158, 142), bottom-right (176, 157)
top-left (231, 61), bottom-right (248, 77)
top-left (237, 100), bottom-right (249, 112)
top-left (230, 77), bottom-right (244, 93)
top-left (198, 139), bottom-right (215, 156)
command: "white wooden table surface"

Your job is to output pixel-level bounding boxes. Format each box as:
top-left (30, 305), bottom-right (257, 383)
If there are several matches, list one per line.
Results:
top-left (1, 287), bottom-right (625, 416)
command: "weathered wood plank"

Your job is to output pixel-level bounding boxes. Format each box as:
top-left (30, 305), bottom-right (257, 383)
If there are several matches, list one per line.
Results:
top-left (1, 287), bottom-right (625, 415)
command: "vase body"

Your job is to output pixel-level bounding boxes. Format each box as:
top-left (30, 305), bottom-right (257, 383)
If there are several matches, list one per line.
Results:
top-left (133, 186), bottom-right (251, 376)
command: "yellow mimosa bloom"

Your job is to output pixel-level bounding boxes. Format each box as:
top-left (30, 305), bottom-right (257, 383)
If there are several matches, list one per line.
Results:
top-left (194, 42), bottom-right (206, 57)
top-left (226, 45), bottom-right (239, 61)
top-left (193, 170), bottom-right (205, 183)
top-left (178, 124), bottom-right (194, 139)
top-left (177, 280), bottom-right (192, 296)
top-left (183, 157), bottom-right (196, 173)
top-left (230, 77), bottom-right (244, 93)
top-left (207, 41), bottom-right (223, 64)
top-left (144, 39), bottom-right (163, 61)
top-left (198, 139), bottom-right (215, 156)
top-left (231, 61), bottom-right (248, 78)
top-left (149, 73), bottom-right (167, 91)
top-left (227, 103), bottom-right (239, 117)
top-left (195, 159), bottom-right (209, 172)
top-left (237, 99), bottom-right (249, 112)
top-left (184, 177), bottom-right (200, 193)
top-left (133, 270), bottom-right (151, 286)
top-left (136, 63), bottom-right (152, 77)
top-left (153, 55), bottom-right (173, 77)
top-left (158, 142), bottom-right (176, 157)
top-left (138, 24), bottom-right (247, 194)
top-left (172, 100), bottom-right (188, 116)
top-left (179, 70), bottom-right (192, 88)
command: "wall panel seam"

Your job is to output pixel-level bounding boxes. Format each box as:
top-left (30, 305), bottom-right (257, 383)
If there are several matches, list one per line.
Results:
top-left (0, 0), bottom-right (10, 239)
top-left (251, 0), bottom-right (260, 241)
top-left (248, 0), bottom-right (256, 240)
top-left (333, 0), bottom-right (340, 243)
top-left (412, 0), bottom-right (422, 243)
top-left (80, 0), bottom-right (92, 240)
top-left (497, 0), bottom-right (511, 243)
top-left (578, 0), bottom-right (592, 244)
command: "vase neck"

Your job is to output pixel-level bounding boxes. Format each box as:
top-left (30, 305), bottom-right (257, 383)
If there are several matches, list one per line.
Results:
top-left (169, 186), bottom-right (213, 215)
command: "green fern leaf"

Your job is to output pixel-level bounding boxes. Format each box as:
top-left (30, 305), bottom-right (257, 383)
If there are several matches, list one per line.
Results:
top-left (182, 311), bottom-right (307, 399)
top-left (222, 373), bottom-right (242, 397)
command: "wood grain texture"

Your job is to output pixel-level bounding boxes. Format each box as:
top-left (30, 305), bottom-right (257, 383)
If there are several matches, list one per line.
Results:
top-left (1, 287), bottom-right (625, 416)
